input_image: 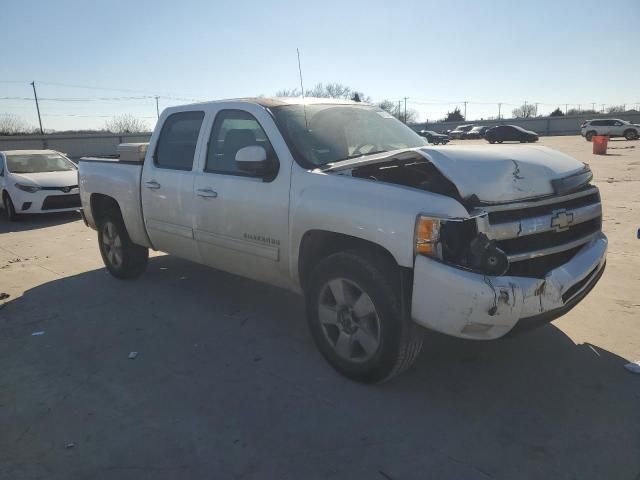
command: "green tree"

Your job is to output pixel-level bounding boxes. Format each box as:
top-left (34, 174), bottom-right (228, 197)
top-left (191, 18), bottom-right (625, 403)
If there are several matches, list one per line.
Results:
top-left (549, 107), bottom-right (564, 117)
top-left (444, 107), bottom-right (464, 122)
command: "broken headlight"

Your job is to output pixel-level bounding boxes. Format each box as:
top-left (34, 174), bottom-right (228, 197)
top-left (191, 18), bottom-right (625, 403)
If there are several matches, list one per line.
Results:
top-left (414, 214), bottom-right (509, 276)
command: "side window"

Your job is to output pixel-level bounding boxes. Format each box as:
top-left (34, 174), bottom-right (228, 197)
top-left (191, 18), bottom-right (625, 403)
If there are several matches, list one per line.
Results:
top-left (205, 110), bottom-right (277, 176)
top-left (154, 111), bottom-right (204, 171)
top-left (613, 121), bottom-right (623, 126)
top-left (603, 120), bottom-right (615, 126)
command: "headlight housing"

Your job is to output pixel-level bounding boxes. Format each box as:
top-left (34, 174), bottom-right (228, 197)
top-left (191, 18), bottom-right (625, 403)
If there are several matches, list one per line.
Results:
top-left (414, 216), bottom-right (442, 258)
top-left (15, 183), bottom-right (41, 193)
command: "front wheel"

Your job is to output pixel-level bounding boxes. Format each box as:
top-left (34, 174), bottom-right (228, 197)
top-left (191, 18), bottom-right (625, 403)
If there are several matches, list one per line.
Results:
top-left (305, 250), bottom-right (423, 383)
top-left (585, 131), bottom-right (596, 141)
top-left (98, 209), bottom-right (148, 279)
top-left (2, 193), bottom-right (18, 222)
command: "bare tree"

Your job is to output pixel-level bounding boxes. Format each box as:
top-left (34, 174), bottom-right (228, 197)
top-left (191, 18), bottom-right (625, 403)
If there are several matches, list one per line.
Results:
top-left (606, 105), bottom-right (626, 114)
top-left (378, 99), bottom-right (419, 123)
top-left (512, 104), bottom-right (537, 118)
top-left (104, 114), bottom-right (149, 134)
top-left (0, 114), bottom-right (36, 135)
top-left (276, 83), bottom-right (371, 102)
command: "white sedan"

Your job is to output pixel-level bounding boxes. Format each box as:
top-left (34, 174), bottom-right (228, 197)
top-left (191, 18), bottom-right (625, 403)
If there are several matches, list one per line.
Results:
top-left (0, 150), bottom-right (81, 221)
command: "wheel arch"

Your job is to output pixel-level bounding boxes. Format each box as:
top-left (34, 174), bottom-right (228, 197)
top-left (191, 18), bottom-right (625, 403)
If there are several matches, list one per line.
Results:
top-left (297, 229), bottom-right (405, 292)
top-left (90, 193), bottom-right (123, 225)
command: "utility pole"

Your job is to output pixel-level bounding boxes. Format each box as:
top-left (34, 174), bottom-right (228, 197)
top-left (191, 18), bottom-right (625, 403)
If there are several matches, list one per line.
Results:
top-left (30, 81), bottom-right (44, 135)
top-left (601, 104), bottom-right (605, 113)
top-left (403, 97), bottom-right (408, 123)
top-left (155, 96), bottom-right (160, 119)
top-left (463, 101), bottom-right (467, 120)
top-left (592, 103), bottom-right (596, 112)
top-left (565, 104), bottom-right (568, 116)
top-left (497, 103), bottom-right (502, 119)
top-left (534, 102), bottom-right (540, 117)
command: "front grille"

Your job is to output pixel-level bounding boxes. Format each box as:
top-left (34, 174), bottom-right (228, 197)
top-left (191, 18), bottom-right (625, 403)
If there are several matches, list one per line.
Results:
top-left (488, 191), bottom-right (599, 224)
top-left (479, 187), bottom-right (602, 278)
top-left (41, 194), bottom-right (81, 210)
top-left (496, 218), bottom-right (601, 256)
top-left (41, 185), bottom-right (78, 192)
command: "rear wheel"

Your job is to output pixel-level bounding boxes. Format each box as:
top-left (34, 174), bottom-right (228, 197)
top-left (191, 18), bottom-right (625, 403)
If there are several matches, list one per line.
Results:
top-left (98, 209), bottom-right (148, 279)
top-left (497, 140), bottom-right (504, 144)
top-left (305, 250), bottom-right (423, 383)
top-left (624, 129), bottom-right (638, 140)
top-left (585, 131), bottom-right (596, 141)
top-left (2, 193), bottom-right (18, 222)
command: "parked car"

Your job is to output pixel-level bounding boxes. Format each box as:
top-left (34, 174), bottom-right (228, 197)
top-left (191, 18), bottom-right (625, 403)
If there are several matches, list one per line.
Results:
top-left (463, 126), bottom-right (489, 139)
top-left (580, 118), bottom-right (640, 141)
top-left (79, 97), bottom-right (606, 383)
top-left (418, 130), bottom-right (449, 145)
top-left (448, 124), bottom-right (474, 139)
top-left (485, 125), bottom-right (539, 144)
top-left (0, 149), bottom-right (80, 221)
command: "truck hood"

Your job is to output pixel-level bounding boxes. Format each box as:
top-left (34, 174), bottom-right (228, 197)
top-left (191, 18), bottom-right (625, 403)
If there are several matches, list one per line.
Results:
top-left (324, 145), bottom-right (587, 204)
top-left (11, 170), bottom-right (78, 187)
top-left (418, 145), bottom-right (585, 203)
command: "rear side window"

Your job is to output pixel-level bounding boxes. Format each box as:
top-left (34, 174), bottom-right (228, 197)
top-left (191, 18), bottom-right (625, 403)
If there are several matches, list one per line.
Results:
top-left (205, 110), bottom-right (277, 176)
top-left (590, 120), bottom-right (603, 126)
top-left (155, 111), bottom-right (204, 170)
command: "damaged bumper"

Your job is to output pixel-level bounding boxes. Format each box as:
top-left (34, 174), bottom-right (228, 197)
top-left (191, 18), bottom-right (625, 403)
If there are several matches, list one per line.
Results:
top-left (410, 232), bottom-right (607, 340)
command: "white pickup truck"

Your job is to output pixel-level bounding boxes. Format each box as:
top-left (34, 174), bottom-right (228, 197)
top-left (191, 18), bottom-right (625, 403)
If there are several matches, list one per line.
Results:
top-left (79, 97), bottom-right (607, 383)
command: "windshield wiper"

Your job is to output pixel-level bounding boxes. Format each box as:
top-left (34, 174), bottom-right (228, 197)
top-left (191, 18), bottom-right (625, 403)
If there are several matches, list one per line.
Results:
top-left (321, 150), bottom-right (389, 169)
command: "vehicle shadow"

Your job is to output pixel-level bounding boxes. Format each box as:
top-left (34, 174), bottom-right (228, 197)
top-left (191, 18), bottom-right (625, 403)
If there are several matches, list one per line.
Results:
top-left (0, 211), bottom-right (81, 234)
top-left (1, 254), bottom-right (638, 479)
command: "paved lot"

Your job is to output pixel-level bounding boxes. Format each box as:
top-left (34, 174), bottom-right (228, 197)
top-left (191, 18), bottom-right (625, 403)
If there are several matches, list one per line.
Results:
top-left (1, 136), bottom-right (639, 480)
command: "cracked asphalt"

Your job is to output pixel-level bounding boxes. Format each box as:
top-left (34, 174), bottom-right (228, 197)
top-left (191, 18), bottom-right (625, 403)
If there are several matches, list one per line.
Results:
top-left (1, 136), bottom-right (639, 479)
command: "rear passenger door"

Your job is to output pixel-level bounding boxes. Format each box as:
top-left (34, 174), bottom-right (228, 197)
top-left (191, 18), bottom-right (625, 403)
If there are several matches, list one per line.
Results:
top-left (610, 120), bottom-right (624, 136)
top-left (141, 110), bottom-right (205, 262)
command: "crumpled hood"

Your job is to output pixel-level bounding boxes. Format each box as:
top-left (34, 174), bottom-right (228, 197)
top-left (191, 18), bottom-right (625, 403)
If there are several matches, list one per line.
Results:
top-left (11, 170), bottom-right (78, 187)
top-left (418, 145), bottom-right (585, 203)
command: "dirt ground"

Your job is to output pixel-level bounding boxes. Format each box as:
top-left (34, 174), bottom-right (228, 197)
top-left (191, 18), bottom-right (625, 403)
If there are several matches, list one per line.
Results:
top-left (1, 135), bottom-right (639, 480)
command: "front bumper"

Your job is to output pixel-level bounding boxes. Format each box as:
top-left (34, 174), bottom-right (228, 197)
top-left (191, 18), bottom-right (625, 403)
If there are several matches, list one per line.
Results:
top-left (411, 232), bottom-right (607, 340)
top-left (9, 188), bottom-right (81, 214)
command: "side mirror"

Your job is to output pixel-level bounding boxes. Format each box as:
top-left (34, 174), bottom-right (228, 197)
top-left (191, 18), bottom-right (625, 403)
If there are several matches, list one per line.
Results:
top-left (235, 145), bottom-right (270, 176)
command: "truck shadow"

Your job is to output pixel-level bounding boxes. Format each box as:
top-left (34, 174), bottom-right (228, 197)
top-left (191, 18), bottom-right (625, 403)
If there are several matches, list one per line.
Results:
top-left (0, 211), bottom-right (81, 233)
top-left (1, 254), bottom-right (638, 479)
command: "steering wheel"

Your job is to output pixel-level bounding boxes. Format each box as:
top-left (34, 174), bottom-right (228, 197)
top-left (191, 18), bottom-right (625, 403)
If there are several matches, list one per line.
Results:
top-left (351, 143), bottom-right (381, 156)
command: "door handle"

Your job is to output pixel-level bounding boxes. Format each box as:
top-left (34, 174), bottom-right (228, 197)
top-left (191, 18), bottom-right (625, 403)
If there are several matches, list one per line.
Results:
top-left (144, 180), bottom-right (161, 190)
top-left (196, 188), bottom-right (218, 198)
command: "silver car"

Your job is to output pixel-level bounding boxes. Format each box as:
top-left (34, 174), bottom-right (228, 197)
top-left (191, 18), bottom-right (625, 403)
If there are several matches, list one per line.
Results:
top-left (580, 118), bottom-right (640, 141)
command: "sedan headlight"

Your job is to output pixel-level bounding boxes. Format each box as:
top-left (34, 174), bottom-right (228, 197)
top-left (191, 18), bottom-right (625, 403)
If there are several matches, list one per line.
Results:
top-left (15, 183), bottom-right (41, 193)
top-left (415, 215), bottom-right (442, 258)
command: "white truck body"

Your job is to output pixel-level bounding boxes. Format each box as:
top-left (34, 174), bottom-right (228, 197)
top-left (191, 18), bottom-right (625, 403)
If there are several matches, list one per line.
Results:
top-left (79, 97), bottom-right (607, 380)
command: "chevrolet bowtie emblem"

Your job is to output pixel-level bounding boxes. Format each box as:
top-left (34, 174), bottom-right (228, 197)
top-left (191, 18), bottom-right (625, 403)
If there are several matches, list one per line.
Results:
top-left (551, 209), bottom-right (574, 232)
top-left (62, 187), bottom-right (71, 193)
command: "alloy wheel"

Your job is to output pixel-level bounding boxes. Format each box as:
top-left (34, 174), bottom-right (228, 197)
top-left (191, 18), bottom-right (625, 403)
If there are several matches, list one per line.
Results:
top-left (317, 278), bottom-right (382, 363)
top-left (102, 221), bottom-right (123, 269)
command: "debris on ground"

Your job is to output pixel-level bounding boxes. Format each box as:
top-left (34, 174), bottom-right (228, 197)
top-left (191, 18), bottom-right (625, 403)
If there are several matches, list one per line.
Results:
top-left (128, 351), bottom-right (139, 359)
top-left (31, 331), bottom-right (45, 336)
top-left (624, 361), bottom-right (640, 374)
top-left (64, 442), bottom-right (76, 449)
top-left (0, 292), bottom-right (9, 300)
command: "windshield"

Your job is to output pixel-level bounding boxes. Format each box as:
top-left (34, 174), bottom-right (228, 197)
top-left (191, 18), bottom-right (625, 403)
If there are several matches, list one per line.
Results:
top-left (5, 152), bottom-right (77, 174)
top-left (271, 104), bottom-right (427, 167)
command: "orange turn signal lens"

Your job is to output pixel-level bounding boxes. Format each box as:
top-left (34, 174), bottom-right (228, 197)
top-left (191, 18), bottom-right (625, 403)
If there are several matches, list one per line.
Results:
top-left (415, 216), bottom-right (441, 257)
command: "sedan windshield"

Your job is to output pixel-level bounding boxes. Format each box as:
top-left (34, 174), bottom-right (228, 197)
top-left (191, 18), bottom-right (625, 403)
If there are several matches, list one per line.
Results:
top-left (271, 104), bottom-right (427, 167)
top-left (6, 152), bottom-right (77, 174)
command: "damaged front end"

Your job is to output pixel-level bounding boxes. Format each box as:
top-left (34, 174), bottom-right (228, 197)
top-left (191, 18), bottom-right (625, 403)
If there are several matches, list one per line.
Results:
top-left (326, 147), bottom-right (607, 339)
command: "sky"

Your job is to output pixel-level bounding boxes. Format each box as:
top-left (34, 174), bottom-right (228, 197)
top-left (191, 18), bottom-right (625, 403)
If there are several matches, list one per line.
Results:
top-left (1, 0), bottom-right (639, 131)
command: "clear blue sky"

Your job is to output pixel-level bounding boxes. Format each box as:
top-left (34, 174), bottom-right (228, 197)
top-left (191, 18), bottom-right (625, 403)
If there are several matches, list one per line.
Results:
top-left (1, 0), bottom-right (639, 131)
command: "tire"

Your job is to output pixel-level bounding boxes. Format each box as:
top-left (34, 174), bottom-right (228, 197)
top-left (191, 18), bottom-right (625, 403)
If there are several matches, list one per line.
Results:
top-left (488, 139), bottom-right (496, 144)
top-left (97, 208), bottom-right (148, 279)
top-left (305, 250), bottom-right (423, 383)
top-left (2, 193), bottom-right (18, 222)
top-left (624, 129), bottom-right (638, 141)
top-left (497, 140), bottom-right (504, 144)
top-left (585, 131), bottom-right (596, 141)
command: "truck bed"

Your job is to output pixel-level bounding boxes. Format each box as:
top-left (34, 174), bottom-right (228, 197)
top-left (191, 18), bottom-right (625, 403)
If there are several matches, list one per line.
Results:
top-left (78, 157), bottom-right (151, 248)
